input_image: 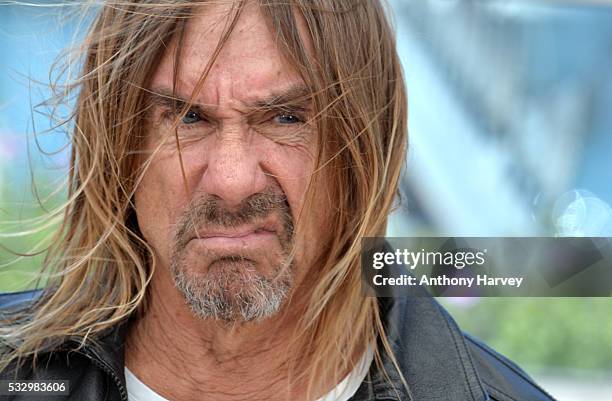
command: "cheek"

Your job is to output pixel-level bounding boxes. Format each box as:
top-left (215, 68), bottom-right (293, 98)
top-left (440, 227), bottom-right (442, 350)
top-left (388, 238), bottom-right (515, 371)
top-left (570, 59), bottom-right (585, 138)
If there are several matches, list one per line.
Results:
top-left (134, 153), bottom-right (188, 262)
top-left (265, 141), bottom-right (334, 265)
top-left (263, 142), bottom-right (315, 221)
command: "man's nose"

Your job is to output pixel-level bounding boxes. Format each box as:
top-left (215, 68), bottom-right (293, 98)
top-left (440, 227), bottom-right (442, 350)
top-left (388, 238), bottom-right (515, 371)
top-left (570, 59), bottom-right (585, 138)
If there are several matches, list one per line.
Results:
top-left (198, 133), bottom-right (268, 207)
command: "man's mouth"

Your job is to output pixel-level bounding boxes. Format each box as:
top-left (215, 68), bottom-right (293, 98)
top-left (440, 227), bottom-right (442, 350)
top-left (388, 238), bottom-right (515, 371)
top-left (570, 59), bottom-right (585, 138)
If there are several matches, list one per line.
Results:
top-left (197, 227), bottom-right (273, 238)
top-left (188, 223), bottom-right (279, 250)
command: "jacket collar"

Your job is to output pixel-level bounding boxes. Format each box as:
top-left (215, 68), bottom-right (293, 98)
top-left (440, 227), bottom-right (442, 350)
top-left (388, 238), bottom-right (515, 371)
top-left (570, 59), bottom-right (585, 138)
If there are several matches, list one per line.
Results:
top-left (352, 286), bottom-right (488, 401)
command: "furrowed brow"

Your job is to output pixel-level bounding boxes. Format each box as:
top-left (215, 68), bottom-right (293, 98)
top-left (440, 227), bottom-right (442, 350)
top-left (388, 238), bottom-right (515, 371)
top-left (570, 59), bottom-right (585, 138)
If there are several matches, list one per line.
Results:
top-left (250, 84), bottom-right (312, 110)
top-left (145, 84), bottom-right (312, 114)
top-left (146, 88), bottom-right (212, 115)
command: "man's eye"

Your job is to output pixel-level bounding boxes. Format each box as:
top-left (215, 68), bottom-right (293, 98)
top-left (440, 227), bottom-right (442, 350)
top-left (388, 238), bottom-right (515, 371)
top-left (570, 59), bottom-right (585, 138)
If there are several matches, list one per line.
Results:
top-left (182, 110), bottom-right (202, 124)
top-left (275, 113), bottom-right (303, 124)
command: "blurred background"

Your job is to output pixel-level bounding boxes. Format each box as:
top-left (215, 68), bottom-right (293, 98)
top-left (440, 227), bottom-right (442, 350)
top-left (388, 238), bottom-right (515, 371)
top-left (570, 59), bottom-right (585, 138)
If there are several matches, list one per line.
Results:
top-left (1, 0), bottom-right (612, 399)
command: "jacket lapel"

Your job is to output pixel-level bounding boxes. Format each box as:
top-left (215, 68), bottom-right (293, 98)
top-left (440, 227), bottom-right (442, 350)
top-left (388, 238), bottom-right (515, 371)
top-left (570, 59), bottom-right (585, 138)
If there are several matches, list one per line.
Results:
top-left (352, 292), bottom-right (488, 401)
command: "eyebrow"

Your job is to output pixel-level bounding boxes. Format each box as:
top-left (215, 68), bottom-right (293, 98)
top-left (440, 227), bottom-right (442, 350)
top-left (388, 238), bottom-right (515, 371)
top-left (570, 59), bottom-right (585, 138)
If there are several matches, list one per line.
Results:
top-left (251, 84), bottom-right (312, 110)
top-left (146, 83), bottom-right (312, 115)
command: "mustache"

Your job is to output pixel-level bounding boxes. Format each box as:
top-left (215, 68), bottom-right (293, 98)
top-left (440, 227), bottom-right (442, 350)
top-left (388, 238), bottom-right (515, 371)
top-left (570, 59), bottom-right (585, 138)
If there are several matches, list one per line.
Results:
top-left (173, 190), bottom-right (294, 251)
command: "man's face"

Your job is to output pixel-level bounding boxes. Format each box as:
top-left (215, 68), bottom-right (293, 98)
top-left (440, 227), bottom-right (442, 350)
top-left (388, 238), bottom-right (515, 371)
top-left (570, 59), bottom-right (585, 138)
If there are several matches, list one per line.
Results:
top-left (134, 3), bottom-right (328, 322)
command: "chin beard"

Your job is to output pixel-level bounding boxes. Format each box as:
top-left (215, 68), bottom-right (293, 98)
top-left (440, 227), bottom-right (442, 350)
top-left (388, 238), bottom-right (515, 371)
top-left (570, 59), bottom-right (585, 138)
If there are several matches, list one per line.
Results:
top-left (168, 189), bottom-right (295, 322)
top-left (171, 256), bottom-right (293, 322)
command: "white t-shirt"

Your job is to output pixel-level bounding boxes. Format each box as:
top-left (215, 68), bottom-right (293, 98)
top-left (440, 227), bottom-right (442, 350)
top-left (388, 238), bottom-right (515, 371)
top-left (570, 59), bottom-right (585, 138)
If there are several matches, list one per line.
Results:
top-left (125, 346), bottom-right (373, 401)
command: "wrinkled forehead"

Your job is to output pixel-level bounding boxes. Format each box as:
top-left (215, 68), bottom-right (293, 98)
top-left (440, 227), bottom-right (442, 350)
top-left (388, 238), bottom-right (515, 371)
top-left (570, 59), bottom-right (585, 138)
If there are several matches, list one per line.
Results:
top-left (149, 1), bottom-right (314, 106)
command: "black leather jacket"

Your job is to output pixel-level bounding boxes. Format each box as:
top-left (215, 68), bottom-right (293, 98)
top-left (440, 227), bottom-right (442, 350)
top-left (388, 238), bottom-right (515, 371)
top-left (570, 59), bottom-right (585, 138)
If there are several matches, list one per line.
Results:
top-left (0, 289), bottom-right (555, 401)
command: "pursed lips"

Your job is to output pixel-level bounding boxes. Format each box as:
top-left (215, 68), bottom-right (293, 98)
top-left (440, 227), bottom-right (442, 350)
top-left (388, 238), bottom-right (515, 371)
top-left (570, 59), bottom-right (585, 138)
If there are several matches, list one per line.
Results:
top-left (188, 222), bottom-right (279, 249)
top-left (197, 227), bottom-right (270, 238)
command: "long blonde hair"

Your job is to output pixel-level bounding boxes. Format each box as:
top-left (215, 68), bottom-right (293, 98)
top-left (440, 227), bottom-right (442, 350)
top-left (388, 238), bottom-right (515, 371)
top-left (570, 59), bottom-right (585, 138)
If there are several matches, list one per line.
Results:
top-left (1, 0), bottom-right (408, 397)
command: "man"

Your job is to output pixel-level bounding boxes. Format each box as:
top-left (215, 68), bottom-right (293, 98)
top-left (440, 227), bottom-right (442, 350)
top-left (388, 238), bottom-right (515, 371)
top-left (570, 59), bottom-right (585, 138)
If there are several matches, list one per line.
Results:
top-left (0, 1), bottom-right (555, 400)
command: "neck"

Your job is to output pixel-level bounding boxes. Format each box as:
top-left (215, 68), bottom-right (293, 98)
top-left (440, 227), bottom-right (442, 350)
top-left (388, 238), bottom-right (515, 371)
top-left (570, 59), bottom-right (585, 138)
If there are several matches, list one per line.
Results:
top-left (125, 267), bottom-right (319, 401)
